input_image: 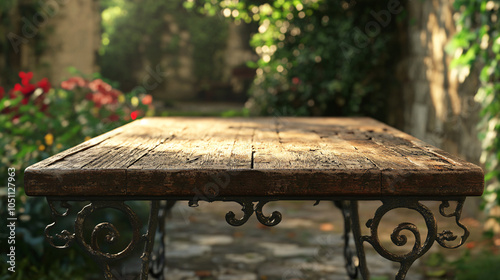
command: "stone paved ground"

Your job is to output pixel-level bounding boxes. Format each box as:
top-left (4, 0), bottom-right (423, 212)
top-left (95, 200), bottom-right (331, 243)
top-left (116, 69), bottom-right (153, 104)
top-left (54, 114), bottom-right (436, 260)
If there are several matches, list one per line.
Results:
top-left (154, 200), bottom-right (462, 280)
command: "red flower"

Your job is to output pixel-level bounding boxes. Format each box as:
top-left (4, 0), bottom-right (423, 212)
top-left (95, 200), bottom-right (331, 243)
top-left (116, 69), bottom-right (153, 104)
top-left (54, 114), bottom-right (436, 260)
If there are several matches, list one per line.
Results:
top-left (13, 83), bottom-right (36, 95)
top-left (19, 71), bottom-right (33, 86)
top-left (130, 110), bottom-right (139, 120)
top-left (292, 77), bottom-right (300, 85)
top-left (37, 78), bottom-right (51, 93)
top-left (1, 72), bottom-right (51, 117)
top-left (13, 71), bottom-right (48, 96)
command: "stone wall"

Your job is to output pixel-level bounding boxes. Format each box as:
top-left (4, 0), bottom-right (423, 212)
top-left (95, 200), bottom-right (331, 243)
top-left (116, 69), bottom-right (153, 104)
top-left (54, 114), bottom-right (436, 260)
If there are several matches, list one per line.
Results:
top-left (157, 21), bottom-right (255, 102)
top-left (400, 0), bottom-right (482, 164)
top-left (16, 0), bottom-right (101, 84)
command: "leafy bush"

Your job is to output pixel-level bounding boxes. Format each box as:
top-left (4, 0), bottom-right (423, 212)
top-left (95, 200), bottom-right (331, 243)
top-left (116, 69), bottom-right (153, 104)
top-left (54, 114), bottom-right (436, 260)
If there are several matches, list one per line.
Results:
top-left (190, 0), bottom-right (400, 118)
top-left (453, 250), bottom-right (500, 280)
top-left (448, 0), bottom-right (500, 228)
top-left (0, 71), bottom-right (154, 279)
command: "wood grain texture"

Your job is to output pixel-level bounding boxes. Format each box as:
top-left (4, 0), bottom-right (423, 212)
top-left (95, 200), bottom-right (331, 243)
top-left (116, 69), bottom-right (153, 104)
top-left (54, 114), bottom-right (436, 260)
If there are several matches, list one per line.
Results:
top-left (24, 117), bottom-right (484, 198)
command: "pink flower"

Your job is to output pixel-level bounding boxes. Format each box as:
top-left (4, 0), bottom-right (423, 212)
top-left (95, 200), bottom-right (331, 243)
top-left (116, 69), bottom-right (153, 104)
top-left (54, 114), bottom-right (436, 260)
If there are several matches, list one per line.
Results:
top-left (142, 94), bottom-right (153, 105)
top-left (61, 77), bottom-right (87, 90)
top-left (88, 79), bottom-right (112, 92)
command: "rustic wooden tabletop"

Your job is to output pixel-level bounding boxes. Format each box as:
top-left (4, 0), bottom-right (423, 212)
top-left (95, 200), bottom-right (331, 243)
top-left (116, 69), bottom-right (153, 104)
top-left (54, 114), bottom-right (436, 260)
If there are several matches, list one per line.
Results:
top-left (24, 117), bottom-right (484, 198)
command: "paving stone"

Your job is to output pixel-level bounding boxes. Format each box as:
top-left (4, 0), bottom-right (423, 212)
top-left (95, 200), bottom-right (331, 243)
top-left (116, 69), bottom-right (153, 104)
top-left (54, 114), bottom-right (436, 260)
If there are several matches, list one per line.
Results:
top-left (257, 262), bottom-right (304, 278)
top-left (193, 234), bottom-right (234, 245)
top-left (166, 242), bottom-right (211, 258)
top-left (259, 242), bottom-right (319, 257)
top-left (286, 258), bottom-right (345, 273)
top-left (163, 268), bottom-right (199, 280)
top-left (278, 218), bottom-right (316, 228)
top-left (217, 270), bottom-right (257, 280)
top-left (225, 252), bottom-right (266, 264)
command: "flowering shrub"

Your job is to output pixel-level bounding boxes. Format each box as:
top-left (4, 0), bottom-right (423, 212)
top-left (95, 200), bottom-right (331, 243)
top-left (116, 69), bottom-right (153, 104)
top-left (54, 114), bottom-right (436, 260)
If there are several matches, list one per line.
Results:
top-left (0, 71), bottom-right (154, 279)
top-left (60, 76), bottom-right (152, 122)
top-left (1, 72), bottom-right (153, 173)
top-left (1, 72), bottom-right (51, 119)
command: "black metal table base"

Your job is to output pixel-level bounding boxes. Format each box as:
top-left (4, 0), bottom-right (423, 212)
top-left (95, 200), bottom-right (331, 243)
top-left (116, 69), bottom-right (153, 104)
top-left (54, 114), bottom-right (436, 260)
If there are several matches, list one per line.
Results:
top-left (44, 197), bottom-right (469, 280)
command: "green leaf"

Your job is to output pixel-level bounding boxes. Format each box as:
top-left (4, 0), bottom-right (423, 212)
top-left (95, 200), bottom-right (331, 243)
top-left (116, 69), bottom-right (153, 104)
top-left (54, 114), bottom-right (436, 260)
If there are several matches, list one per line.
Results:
top-left (480, 65), bottom-right (491, 82)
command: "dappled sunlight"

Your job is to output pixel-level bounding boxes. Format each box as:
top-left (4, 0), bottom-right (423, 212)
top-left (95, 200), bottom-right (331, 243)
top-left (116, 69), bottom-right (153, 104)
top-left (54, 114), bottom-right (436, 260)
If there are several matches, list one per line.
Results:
top-left (2, 0), bottom-right (497, 278)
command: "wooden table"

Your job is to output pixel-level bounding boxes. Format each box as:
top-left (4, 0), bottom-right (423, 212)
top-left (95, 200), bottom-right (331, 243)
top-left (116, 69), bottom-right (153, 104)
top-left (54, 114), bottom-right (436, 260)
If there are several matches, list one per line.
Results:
top-left (24, 117), bottom-right (484, 280)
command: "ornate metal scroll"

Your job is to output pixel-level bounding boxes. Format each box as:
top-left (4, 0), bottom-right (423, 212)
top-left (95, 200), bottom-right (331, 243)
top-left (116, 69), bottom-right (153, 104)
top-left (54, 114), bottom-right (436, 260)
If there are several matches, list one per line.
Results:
top-left (45, 199), bottom-right (160, 280)
top-left (360, 198), bottom-right (470, 280)
top-left (73, 201), bottom-right (142, 265)
top-left (255, 200), bottom-right (282, 226)
top-left (225, 200), bottom-right (282, 227)
top-left (225, 199), bottom-right (255, 226)
top-left (436, 199), bottom-right (469, 249)
top-left (45, 200), bottom-right (75, 248)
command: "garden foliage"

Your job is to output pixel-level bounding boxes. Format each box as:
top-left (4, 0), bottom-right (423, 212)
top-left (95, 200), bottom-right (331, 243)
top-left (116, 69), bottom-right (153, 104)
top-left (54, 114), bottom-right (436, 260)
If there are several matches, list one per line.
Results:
top-left (0, 71), bottom-right (153, 279)
top-left (190, 0), bottom-right (401, 118)
top-left (448, 0), bottom-right (500, 226)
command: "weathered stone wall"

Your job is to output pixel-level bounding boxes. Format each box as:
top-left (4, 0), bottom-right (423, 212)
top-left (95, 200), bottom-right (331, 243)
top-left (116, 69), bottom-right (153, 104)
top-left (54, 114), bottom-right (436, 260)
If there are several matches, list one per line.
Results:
top-left (134, 18), bottom-right (254, 103)
top-left (156, 14), bottom-right (196, 101)
top-left (18, 0), bottom-right (101, 84)
top-left (159, 21), bottom-right (255, 102)
top-left (223, 22), bottom-right (257, 96)
top-left (401, 0), bottom-right (482, 164)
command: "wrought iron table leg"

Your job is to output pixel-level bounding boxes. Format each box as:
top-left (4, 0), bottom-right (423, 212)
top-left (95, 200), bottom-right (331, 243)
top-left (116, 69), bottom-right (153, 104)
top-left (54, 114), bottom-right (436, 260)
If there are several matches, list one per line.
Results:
top-left (349, 200), bottom-right (369, 280)
top-left (150, 200), bottom-right (177, 280)
top-left (45, 198), bottom-right (470, 280)
top-left (334, 200), bottom-right (369, 280)
top-left (359, 198), bottom-right (469, 280)
top-left (141, 200), bottom-right (160, 280)
top-left (45, 199), bottom-right (160, 280)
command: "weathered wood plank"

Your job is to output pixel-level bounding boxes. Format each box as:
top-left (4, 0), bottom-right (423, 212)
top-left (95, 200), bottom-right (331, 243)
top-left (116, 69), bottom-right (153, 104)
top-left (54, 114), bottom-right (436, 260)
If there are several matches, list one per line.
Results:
top-left (128, 118), bottom-right (251, 170)
top-left (228, 123), bottom-right (255, 169)
top-left (24, 117), bottom-right (485, 198)
top-left (252, 118), bottom-right (290, 169)
top-left (276, 123), bottom-right (344, 169)
top-left (46, 118), bottom-right (184, 169)
top-left (27, 122), bottom-right (131, 169)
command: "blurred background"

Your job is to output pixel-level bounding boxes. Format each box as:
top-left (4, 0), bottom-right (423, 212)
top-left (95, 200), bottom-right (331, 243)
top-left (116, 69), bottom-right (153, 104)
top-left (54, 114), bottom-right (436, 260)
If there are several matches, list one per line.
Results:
top-left (1, 0), bottom-right (500, 279)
